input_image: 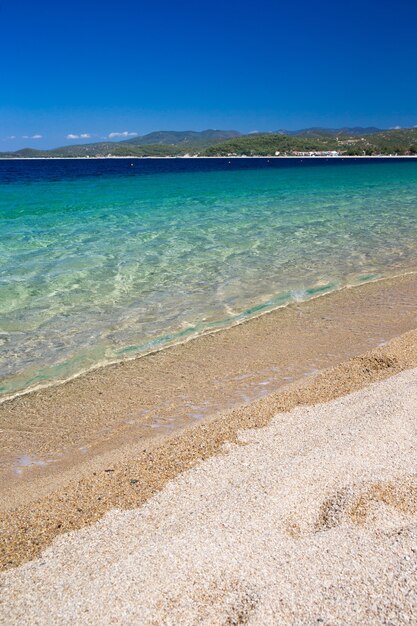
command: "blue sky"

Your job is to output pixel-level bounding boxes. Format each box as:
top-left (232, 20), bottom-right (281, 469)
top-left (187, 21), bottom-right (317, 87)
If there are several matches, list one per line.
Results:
top-left (1, 0), bottom-right (417, 150)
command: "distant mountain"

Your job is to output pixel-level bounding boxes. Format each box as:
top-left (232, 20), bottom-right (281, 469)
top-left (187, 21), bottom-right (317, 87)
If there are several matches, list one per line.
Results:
top-left (0, 130), bottom-right (242, 159)
top-left (2, 127), bottom-right (417, 159)
top-left (8, 148), bottom-right (45, 158)
top-left (10, 142), bottom-right (188, 158)
top-left (276, 127), bottom-right (384, 137)
top-left (123, 129), bottom-right (241, 146)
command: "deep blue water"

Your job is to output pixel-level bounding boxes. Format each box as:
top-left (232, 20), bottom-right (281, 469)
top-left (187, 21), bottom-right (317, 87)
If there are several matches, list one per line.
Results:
top-left (1, 156), bottom-right (415, 183)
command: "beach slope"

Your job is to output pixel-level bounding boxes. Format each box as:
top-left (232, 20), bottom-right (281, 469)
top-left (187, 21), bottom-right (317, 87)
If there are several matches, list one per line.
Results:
top-left (1, 366), bottom-right (416, 625)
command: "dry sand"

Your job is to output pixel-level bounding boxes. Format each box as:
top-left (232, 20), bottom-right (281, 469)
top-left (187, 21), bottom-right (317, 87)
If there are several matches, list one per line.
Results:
top-left (1, 366), bottom-right (416, 624)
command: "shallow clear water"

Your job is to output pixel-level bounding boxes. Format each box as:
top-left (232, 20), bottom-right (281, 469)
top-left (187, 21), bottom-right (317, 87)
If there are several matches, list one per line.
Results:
top-left (1, 157), bottom-right (417, 396)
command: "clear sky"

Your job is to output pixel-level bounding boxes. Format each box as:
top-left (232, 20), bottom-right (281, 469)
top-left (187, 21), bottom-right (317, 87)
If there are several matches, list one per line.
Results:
top-left (1, 0), bottom-right (417, 150)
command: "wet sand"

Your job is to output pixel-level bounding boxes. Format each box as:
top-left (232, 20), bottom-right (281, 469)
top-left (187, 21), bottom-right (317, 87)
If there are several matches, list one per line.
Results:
top-left (2, 273), bottom-right (417, 495)
top-left (1, 274), bottom-right (417, 572)
top-left (1, 353), bottom-right (417, 624)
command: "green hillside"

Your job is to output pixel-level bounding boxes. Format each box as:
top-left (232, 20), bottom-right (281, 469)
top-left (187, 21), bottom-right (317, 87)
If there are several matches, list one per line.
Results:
top-left (204, 134), bottom-right (338, 156)
top-left (1, 128), bottom-right (417, 158)
top-left (204, 128), bottom-right (417, 156)
top-left (1, 130), bottom-right (242, 158)
top-left (9, 142), bottom-right (186, 158)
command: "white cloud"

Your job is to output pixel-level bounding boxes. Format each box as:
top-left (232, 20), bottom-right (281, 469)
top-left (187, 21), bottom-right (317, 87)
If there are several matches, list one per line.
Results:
top-left (390, 125), bottom-right (401, 130)
top-left (8, 135), bottom-right (16, 139)
top-left (67, 133), bottom-right (92, 139)
top-left (108, 131), bottom-right (138, 139)
top-left (22, 134), bottom-right (42, 139)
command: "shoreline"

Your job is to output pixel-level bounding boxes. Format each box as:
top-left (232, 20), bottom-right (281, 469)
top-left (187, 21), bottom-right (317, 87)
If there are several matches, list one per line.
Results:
top-left (3, 270), bottom-right (415, 406)
top-left (1, 155), bottom-right (417, 160)
top-left (2, 272), bottom-right (417, 486)
top-left (2, 273), bottom-right (417, 570)
top-left (3, 272), bottom-right (417, 497)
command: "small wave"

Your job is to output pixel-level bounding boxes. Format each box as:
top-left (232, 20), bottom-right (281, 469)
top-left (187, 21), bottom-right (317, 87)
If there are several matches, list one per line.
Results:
top-left (2, 271), bottom-right (416, 404)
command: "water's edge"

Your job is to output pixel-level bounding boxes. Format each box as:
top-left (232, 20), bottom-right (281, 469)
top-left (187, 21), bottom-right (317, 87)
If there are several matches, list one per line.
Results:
top-left (2, 269), bottom-right (415, 405)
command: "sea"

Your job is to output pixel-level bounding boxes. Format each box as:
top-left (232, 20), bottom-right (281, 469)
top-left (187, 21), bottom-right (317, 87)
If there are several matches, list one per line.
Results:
top-left (1, 157), bottom-right (417, 398)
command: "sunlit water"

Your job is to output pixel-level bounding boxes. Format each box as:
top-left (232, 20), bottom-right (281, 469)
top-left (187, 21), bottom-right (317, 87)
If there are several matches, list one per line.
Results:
top-left (1, 157), bottom-right (417, 397)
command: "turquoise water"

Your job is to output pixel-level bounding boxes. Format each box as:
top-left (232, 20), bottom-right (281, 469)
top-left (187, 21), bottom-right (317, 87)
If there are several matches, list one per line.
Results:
top-left (1, 158), bottom-right (417, 397)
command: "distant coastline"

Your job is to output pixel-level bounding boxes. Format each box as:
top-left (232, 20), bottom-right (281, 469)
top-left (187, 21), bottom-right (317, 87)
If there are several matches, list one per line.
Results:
top-left (2, 127), bottom-right (417, 159)
top-left (1, 155), bottom-right (417, 160)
